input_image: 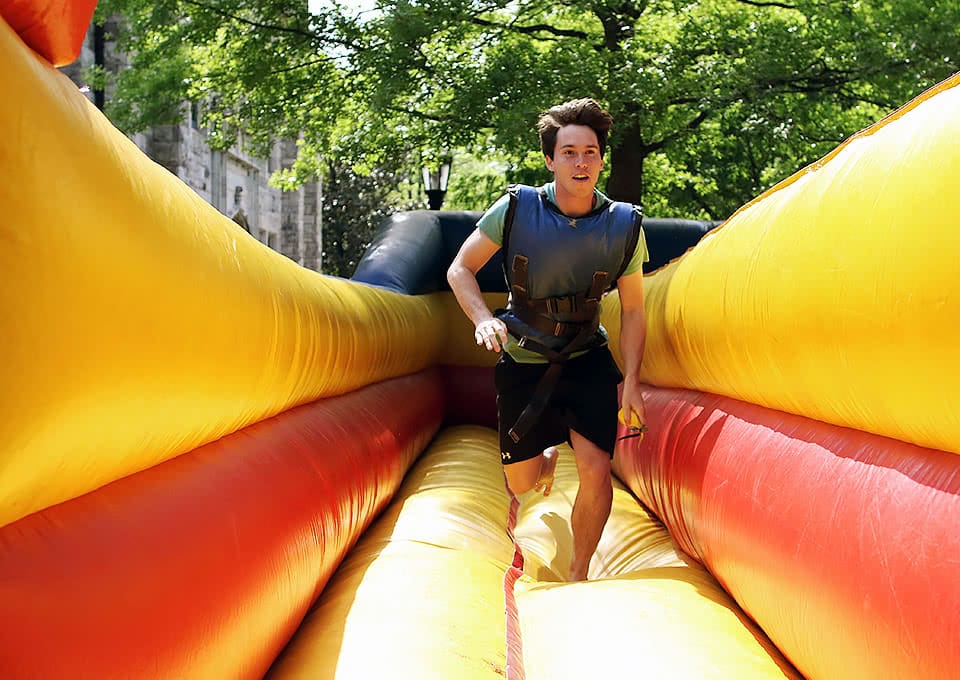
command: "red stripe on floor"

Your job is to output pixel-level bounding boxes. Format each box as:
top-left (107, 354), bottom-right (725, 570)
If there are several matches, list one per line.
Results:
top-left (503, 492), bottom-right (525, 680)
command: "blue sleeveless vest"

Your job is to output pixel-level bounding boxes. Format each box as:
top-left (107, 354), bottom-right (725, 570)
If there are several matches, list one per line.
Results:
top-left (498, 184), bottom-right (642, 354)
top-left (504, 185), bottom-right (640, 300)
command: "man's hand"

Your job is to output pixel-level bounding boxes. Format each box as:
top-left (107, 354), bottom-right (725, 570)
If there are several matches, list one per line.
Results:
top-left (475, 318), bottom-right (509, 352)
top-left (448, 228), bottom-right (506, 353)
top-left (619, 378), bottom-right (647, 435)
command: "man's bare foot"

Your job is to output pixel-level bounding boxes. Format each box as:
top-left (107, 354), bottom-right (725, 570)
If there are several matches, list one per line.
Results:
top-left (533, 446), bottom-right (559, 496)
top-left (567, 567), bottom-right (588, 582)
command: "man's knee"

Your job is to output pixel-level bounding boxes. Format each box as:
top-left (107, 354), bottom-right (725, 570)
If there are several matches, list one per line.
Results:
top-left (572, 441), bottom-right (612, 487)
top-left (505, 474), bottom-right (536, 496)
top-left (503, 457), bottom-right (539, 495)
top-left (580, 456), bottom-right (611, 487)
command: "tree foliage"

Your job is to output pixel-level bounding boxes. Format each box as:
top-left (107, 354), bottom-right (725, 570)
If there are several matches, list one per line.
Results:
top-left (319, 158), bottom-right (421, 277)
top-left (97, 0), bottom-right (959, 220)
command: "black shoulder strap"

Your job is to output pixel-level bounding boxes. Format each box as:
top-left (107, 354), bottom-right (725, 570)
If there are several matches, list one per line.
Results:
top-left (501, 184), bottom-right (521, 284)
top-left (612, 204), bottom-right (644, 286)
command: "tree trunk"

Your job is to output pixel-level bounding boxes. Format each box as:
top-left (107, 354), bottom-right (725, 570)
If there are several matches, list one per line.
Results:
top-left (605, 128), bottom-right (646, 205)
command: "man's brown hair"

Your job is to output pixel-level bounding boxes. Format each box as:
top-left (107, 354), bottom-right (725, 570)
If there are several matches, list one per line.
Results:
top-left (536, 98), bottom-right (613, 159)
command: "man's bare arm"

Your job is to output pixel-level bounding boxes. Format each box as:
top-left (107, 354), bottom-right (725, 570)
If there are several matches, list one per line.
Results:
top-left (447, 229), bottom-right (509, 352)
top-left (617, 270), bottom-right (648, 428)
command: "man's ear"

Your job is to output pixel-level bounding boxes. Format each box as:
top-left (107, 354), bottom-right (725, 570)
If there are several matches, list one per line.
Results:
top-left (544, 154), bottom-right (555, 172)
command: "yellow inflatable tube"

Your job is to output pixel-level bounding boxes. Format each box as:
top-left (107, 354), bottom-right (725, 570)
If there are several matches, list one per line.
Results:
top-left (0, 18), bottom-right (453, 528)
top-left (609, 75), bottom-right (960, 455)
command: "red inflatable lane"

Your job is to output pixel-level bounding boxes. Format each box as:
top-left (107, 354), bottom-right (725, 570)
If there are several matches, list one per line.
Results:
top-left (0, 0), bottom-right (97, 65)
top-left (614, 386), bottom-right (960, 680)
top-left (0, 370), bottom-right (443, 679)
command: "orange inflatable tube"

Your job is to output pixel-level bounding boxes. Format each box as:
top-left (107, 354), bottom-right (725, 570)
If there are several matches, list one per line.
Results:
top-left (0, 0), bottom-right (97, 65)
top-left (614, 386), bottom-right (960, 679)
top-left (0, 373), bottom-right (442, 678)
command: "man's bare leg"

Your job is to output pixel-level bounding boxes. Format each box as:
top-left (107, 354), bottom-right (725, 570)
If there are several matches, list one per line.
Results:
top-left (533, 446), bottom-right (559, 496)
top-left (503, 446), bottom-right (560, 496)
top-left (567, 429), bottom-right (613, 581)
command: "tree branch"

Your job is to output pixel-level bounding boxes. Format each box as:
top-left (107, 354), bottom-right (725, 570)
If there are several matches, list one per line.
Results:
top-left (179, 0), bottom-right (392, 60)
top-left (193, 56), bottom-right (342, 95)
top-left (470, 16), bottom-right (588, 40)
top-left (180, 0), bottom-right (320, 40)
top-left (267, 55), bottom-right (344, 74)
top-left (644, 109), bottom-right (710, 153)
top-left (384, 105), bottom-right (450, 123)
top-left (734, 0), bottom-right (800, 9)
top-left (834, 83), bottom-right (901, 110)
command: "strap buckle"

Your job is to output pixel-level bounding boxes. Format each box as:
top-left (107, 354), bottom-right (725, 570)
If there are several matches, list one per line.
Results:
top-left (546, 296), bottom-right (578, 315)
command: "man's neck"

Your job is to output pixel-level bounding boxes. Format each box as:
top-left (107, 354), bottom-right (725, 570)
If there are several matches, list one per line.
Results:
top-left (551, 182), bottom-right (597, 218)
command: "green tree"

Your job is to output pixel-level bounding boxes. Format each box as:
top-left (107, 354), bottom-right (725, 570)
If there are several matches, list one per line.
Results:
top-left (97, 0), bottom-right (959, 218)
top-left (317, 158), bottom-right (422, 276)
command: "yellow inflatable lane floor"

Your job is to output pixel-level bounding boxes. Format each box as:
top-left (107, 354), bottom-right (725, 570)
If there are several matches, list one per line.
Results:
top-left (513, 450), bottom-right (693, 582)
top-left (269, 426), bottom-right (800, 679)
top-left (268, 427), bottom-right (515, 679)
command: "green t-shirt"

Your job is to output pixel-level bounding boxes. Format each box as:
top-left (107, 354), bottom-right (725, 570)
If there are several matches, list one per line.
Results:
top-left (477, 182), bottom-right (649, 363)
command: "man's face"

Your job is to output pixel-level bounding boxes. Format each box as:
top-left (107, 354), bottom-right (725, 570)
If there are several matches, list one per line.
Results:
top-left (544, 124), bottom-right (604, 198)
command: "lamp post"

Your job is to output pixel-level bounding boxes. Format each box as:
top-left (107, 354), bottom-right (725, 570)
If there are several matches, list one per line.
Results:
top-left (422, 156), bottom-right (452, 210)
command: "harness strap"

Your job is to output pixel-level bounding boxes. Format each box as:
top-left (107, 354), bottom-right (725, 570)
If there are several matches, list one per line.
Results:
top-left (513, 311), bottom-right (591, 339)
top-left (500, 184), bottom-right (521, 287)
top-left (545, 295), bottom-right (577, 315)
top-left (511, 254), bottom-right (529, 307)
top-left (587, 271), bottom-right (608, 301)
top-left (505, 320), bottom-right (601, 444)
top-left (512, 271), bottom-right (609, 324)
top-left (524, 294), bottom-right (591, 321)
top-left (499, 268), bottom-right (612, 444)
top-left (507, 363), bottom-right (563, 444)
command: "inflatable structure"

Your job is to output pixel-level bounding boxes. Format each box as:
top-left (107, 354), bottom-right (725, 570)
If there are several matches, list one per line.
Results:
top-left (2, 4), bottom-right (958, 678)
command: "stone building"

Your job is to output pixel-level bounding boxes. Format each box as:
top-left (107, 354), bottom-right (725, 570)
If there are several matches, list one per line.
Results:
top-left (59, 20), bottom-right (322, 271)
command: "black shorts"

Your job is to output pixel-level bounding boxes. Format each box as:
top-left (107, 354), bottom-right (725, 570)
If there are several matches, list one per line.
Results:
top-left (495, 346), bottom-right (623, 464)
